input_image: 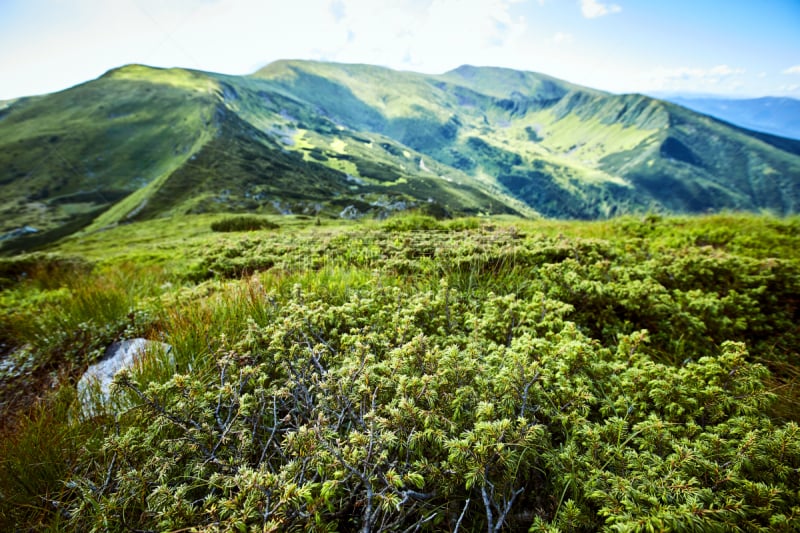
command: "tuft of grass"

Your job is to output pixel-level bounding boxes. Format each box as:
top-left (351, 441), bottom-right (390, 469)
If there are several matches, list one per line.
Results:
top-left (210, 215), bottom-right (280, 233)
top-left (0, 386), bottom-right (103, 530)
top-left (382, 213), bottom-right (443, 231)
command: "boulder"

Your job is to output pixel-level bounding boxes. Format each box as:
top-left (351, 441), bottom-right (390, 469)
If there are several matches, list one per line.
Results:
top-left (77, 338), bottom-right (172, 417)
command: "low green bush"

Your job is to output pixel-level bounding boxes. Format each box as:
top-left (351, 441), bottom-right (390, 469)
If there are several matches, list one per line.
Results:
top-left (382, 213), bottom-right (443, 231)
top-left (59, 285), bottom-right (800, 532)
top-left (1, 213), bottom-right (799, 531)
top-left (210, 215), bottom-right (279, 232)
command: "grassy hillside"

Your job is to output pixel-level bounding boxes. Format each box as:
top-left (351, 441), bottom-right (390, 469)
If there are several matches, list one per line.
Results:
top-left (251, 61), bottom-right (800, 218)
top-left (1, 63), bottom-right (539, 253)
top-left (0, 66), bottom-right (218, 236)
top-left (2, 60), bottom-right (800, 254)
top-left (1, 212), bottom-right (799, 530)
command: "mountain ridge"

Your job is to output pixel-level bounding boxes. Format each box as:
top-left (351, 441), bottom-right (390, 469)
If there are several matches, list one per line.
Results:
top-left (1, 60), bottom-right (799, 252)
top-left (658, 95), bottom-right (800, 140)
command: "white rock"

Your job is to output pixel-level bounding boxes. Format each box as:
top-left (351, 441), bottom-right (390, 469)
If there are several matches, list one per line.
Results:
top-left (77, 338), bottom-right (172, 417)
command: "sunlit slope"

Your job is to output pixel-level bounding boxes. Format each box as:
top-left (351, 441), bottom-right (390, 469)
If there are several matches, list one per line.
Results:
top-left (2, 60), bottom-right (800, 253)
top-left (0, 66), bottom-right (220, 235)
top-left (194, 69), bottom-right (532, 219)
top-left (602, 102), bottom-right (800, 213)
top-left (0, 64), bottom-right (527, 252)
top-left (252, 60), bottom-right (800, 217)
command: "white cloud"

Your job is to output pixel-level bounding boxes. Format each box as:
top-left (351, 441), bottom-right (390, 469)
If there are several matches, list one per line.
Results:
top-left (3, 0), bottom-right (792, 100)
top-left (308, 0), bottom-right (528, 73)
top-left (708, 65), bottom-right (745, 76)
top-left (552, 32), bottom-right (573, 44)
top-left (639, 64), bottom-right (747, 92)
top-left (0, 0), bottom-right (537, 99)
top-left (184, 0), bottom-right (531, 74)
top-left (580, 0), bottom-right (621, 19)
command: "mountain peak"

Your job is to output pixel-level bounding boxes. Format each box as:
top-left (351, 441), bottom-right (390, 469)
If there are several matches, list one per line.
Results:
top-left (1, 60), bottom-right (799, 253)
top-left (441, 64), bottom-right (605, 100)
top-left (102, 63), bottom-right (165, 78)
top-left (98, 64), bottom-right (218, 93)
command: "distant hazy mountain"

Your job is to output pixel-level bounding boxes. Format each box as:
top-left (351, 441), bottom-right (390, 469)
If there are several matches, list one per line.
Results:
top-left (1, 61), bottom-right (799, 252)
top-left (660, 95), bottom-right (800, 140)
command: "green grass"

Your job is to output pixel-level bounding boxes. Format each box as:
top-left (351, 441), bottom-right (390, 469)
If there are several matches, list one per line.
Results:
top-left (3, 60), bottom-right (800, 256)
top-left (0, 64), bottom-right (218, 244)
top-left (1, 212), bottom-right (799, 530)
top-left (210, 215), bottom-right (280, 232)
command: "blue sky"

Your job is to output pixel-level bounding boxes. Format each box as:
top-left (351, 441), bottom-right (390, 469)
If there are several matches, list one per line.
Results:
top-left (1, 0), bottom-right (799, 100)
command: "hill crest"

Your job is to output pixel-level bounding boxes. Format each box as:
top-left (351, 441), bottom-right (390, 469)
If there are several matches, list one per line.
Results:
top-left (1, 60), bottom-right (799, 252)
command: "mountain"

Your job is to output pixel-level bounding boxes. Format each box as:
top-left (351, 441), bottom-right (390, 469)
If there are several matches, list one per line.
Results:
top-left (2, 60), bottom-right (800, 252)
top-left (663, 96), bottom-right (800, 140)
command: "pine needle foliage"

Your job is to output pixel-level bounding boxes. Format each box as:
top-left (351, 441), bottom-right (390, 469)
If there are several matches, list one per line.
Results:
top-left (210, 216), bottom-right (280, 233)
top-left (1, 213), bottom-right (799, 531)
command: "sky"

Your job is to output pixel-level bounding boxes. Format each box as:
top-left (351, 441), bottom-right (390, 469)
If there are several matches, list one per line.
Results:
top-left (1, 0), bottom-right (799, 100)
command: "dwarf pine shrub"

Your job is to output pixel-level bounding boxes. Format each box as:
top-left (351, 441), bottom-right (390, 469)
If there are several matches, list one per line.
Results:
top-left (1, 213), bottom-right (799, 531)
top-left (211, 215), bottom-right (279, 232)
top-left (60, 282), bottom-right (800, 531)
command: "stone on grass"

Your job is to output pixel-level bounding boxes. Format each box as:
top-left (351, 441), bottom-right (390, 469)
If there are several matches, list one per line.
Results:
top-left (77, 338), bottom-right (172, 417)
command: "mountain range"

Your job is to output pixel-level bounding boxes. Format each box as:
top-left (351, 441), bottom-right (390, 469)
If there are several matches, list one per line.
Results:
top-left (661, 95), bottom-right (800, 140)
top-left (2, 60), bottom-right (799, 252)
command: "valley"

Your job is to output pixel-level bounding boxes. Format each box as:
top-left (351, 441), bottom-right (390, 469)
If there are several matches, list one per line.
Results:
top-left (2, 61), bottom-right (799, 253)
top-left (1, 60), bottom-right (799, 531)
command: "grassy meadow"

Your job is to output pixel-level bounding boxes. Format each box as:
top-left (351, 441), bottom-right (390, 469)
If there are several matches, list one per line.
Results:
top-left (1, 212), bottom-right (799, 531)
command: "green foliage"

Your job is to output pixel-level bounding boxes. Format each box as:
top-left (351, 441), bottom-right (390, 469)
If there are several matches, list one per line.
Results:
top-left (1, 213), bottom-right (799, 531)
top-left (1, 262), bottom-right (161, 366)
top-left (0, 386), bottom-right (104, 529)
top-left (4, 60), bottom-right (800, 252)
top-left (210, 215), bottom-right (280, 233)
top-left (382, 213), bottom-right (444, 231)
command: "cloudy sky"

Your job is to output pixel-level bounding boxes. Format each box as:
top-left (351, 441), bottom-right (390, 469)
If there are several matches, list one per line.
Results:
top-left (2, 0), bottom-right (799, 100)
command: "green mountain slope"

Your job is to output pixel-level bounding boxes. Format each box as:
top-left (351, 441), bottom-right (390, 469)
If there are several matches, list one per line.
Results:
top-left (252, 60), bottom-right (800, 217)
top-left (0, 64), bottom-right (526, 252)
top-left (0, 66), bottom-right (218, 242)
top-left (2, 60), bottom-right (800, 252)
